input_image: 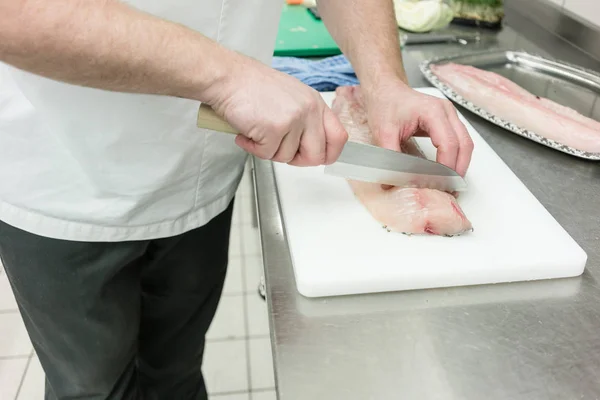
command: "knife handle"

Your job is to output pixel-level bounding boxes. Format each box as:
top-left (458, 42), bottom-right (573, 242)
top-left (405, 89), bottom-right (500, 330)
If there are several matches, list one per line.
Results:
top-left (196, 103), bottom-right (238, 134)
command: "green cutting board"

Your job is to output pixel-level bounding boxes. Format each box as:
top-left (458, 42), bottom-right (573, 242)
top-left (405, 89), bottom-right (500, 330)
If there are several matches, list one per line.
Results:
top-left (274, 4), bottom-right (341, 57)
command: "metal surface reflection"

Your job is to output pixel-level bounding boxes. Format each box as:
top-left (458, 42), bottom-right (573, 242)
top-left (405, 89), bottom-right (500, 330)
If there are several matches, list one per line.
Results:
top-left (253, 3), bottom-right (600, 399)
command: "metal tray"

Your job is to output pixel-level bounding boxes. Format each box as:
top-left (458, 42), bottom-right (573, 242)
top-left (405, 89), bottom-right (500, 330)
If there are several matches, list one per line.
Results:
top-left (419, 49), bottom-right (600, 160)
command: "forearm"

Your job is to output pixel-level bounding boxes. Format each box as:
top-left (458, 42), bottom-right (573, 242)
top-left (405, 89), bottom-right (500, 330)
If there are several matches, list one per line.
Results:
top-left (0, 0), bottom-right (239, 102)
top-left (318, 0), bottom-right (408, 89)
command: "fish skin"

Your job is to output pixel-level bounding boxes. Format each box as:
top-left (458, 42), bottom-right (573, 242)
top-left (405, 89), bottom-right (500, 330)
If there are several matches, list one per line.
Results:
top-left (431, 63), bottom-right (600, 153)
top-left (331, 86), bottom-right (473, 236)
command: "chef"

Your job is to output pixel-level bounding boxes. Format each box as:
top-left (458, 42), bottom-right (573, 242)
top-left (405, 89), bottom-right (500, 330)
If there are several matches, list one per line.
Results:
top-left (0, 0), bottom-right (473, 399)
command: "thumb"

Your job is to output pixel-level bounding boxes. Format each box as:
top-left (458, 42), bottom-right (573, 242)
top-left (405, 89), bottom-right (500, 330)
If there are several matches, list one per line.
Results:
top-left (323, 108), bottom-right (349, 165)
top-left (235, 135), bottom-right (257, 155)
top-left (372, 123), bottom-right (402, 152)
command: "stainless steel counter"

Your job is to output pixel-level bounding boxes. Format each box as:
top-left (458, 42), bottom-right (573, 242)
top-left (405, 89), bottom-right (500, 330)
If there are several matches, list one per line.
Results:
top-left (253, 3), bottom-right (600, 399)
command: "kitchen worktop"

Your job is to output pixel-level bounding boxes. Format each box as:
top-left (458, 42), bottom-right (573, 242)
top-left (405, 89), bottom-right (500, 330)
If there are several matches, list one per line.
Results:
top-left (252, 3), bottom-right (600, 399)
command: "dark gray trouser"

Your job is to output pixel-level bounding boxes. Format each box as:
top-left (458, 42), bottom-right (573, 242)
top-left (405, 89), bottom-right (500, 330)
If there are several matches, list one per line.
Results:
top-left (0, 200), bottom-right (234, 400)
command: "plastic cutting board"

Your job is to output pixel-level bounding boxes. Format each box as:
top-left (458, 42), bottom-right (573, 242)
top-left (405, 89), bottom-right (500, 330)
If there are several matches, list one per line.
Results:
top-left (272, 87), bottom-right (587, 298)
top-left (274, 4), bottom-right (341, 57)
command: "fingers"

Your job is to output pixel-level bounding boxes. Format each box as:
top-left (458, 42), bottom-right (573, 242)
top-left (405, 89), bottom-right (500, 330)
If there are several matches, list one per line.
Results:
top-left (373, 124), bottom-right (402, 152)
top-left (368, 105), bottom-right (405, 152)
top-left (374, 124), bottom-right (402, 152)
top-left (235, 117), bottom-right (303, 163)
top-left (234, 94), bottom-right (346, 167)
top-left (234, 134), bottom-right (257, 154)
top-left (289, 101), bottom-right (348, 167)
top-left (442, 101), bottom-right (474, 177)
top-left (420, 101), bottom-right (460, 172)
top-left (322, 108), bottom-right (348, 164)
top-left (271, 129), bottom-right (302, 164)
top-left (234, 119), bottom-right (288, 161)
top-left (288, 105), bottom-right (327, 167)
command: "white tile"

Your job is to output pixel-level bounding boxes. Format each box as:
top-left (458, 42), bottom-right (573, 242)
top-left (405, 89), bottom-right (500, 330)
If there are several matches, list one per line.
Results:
top-left (207, 295), bottom-right (246, 341)
top-left (246, 294), bottom-right (270, 337)
top-left (203, 340), bottom-right (248, 394)
top-left (17, 356), bottom-right (45, 400)
top-left (248, 338), bottom-right (275, 390)
top-left (229, 225), bottom-right (244, 258)
top-left (252, 390), bottom-right (277, 400)
top-left (211, 393), bottom-right (249, 400)
top-left (244, 256), bottom-right (264, 293)
top-left (0, 271), bottom-right (18, 311)
top-left (0, 357), bottom-right (29, 400)
top-left (223, 257), bottom-right (244, 295)
top-left (242, 226), bottom-right (261, 257)
top-left (0, 313), bottom-right (33, 357)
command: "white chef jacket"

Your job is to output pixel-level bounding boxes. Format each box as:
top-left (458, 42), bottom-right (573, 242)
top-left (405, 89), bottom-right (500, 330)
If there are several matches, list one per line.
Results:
top-left (0, 0), bottom-right (282, 242)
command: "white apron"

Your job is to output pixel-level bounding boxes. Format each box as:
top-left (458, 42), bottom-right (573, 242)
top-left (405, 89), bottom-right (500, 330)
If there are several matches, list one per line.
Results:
top-left (0, 0), bottom-right (282, 241)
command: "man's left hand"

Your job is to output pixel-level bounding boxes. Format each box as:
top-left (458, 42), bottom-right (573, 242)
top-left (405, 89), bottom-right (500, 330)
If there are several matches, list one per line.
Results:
top-left (363, 79), bottom-right (474, 177)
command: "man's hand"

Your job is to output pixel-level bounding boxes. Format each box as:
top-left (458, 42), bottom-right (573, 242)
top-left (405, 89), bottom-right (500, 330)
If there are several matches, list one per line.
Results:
top-left (0, 0), bottom-right (348, 167)
top-left (316, 0), bottom-right (475, 175)
top-left (363, 80), bottom-right (474, 177)
top-left (205, 57), bottom-right (348, 166)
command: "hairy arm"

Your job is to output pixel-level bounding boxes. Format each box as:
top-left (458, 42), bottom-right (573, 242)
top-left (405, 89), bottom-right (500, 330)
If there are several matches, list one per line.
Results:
top-left (0, 0), bottom-right (238, 102)
top-left (0, 0), bottom-right (349, 166)
top-left (316, 0), bottom-right (408, 89)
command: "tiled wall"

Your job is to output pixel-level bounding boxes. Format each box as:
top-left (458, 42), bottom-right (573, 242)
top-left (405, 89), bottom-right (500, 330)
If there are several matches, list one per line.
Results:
top-left (545, 0), bottom-right (600, 29)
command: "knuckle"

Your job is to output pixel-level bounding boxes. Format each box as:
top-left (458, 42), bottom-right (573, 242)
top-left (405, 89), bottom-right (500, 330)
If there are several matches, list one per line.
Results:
top-left (254, 151), bottom-right (269, 160)
top-left (318, 151), bottom-right (327, 164)
top-left (278, 153), bottom-right (295, 164)
top-left (444, 138), bottom-right (460, 151)
top-left (329, 127), bottom-right (348, 144)
top-left (291, 103), bottom-right (304, 118)
top-left (305, 153), bottom-right (324, 166)
top-left (302, 96), bottom-right (319, 112)
top-left (434, 102), bottom-right (447, 113)
top-left (337, 130), bottom-right (349, 144)
top-left (260, 145), bottom-right (278, 160)
top-left (441, 99), bottom-right (452, 108)
top-left (464, 138), bottom-right (475, 151)
top-left (269, 120), bottom-right (289, 133)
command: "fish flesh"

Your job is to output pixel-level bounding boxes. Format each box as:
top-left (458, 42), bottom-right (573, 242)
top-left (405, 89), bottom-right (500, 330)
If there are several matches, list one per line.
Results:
top-left (331, 86), bottom-right (473, 236)
top-left (430, 63), bottom-right (600, 153)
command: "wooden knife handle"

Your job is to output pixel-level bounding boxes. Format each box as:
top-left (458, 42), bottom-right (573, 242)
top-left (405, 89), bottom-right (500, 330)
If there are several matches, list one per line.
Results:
top-left (196, 103), bottom-right (238, 134)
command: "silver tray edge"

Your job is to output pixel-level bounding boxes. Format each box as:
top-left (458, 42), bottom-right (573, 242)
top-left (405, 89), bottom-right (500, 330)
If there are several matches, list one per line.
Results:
top-left (419, 49), bottom-right (600, 161)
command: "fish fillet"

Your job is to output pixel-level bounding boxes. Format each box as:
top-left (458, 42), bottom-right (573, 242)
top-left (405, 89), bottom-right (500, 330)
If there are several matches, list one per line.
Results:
top-left (430, 63), bottom-right (600, 153)
top-left (331, 86), bottom-right (473, 237)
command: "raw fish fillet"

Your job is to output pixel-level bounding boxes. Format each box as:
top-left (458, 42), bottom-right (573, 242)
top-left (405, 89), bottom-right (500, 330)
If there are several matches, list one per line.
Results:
top-left (331, 86), bottom-right (473, 236)
top-left (431, 63), bottom-right (600, 153)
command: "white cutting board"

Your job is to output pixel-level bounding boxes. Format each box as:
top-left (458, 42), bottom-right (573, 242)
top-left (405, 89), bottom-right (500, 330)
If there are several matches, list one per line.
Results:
top-left (272, 87), bottom-right (587, 298)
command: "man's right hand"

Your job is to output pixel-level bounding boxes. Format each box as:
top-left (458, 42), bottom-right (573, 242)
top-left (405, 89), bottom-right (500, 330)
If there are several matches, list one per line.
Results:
top-left (205, 57), bottom-right (348, 166)
top-left (0, 0), bottom-right (347, 167)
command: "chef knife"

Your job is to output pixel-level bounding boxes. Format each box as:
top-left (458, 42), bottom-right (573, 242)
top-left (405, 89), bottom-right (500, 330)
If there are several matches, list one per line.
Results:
top-left (196, 104), bottom-right (468, 192)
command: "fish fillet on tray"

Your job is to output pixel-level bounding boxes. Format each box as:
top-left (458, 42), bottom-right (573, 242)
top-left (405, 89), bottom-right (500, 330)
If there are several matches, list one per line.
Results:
top-left (420, 50), bottom-right (600, 160)
top-left (331, 86), bottom-right (473, 237)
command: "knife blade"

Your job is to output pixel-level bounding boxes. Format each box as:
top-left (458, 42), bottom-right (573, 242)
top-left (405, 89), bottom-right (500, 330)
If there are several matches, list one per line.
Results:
top-left (196, 103), bottom-right (467, 192)
top-left (323, 140), bottom-right (467, 192)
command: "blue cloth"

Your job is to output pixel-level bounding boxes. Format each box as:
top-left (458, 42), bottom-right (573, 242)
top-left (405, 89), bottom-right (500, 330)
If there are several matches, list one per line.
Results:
top-left (271, 55), bottom-right (359, 92)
